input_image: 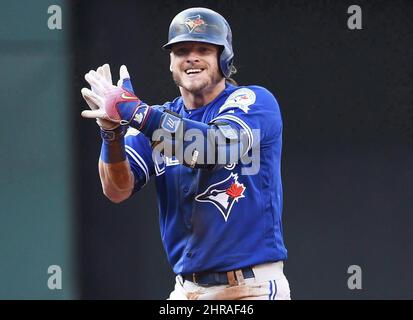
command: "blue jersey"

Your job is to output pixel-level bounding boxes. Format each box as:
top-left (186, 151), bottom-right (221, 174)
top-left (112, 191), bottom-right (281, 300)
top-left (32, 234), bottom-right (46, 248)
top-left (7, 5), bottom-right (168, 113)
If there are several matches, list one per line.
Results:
top-left (124, 83), bottom-right (287, 274)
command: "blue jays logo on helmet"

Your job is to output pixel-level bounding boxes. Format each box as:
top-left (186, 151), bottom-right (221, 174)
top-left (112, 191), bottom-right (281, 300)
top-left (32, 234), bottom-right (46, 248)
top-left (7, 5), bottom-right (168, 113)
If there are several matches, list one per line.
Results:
top-left (195, 173), bottom-right (246, 221)
top-left (184, 15), bottom-right (207, 33)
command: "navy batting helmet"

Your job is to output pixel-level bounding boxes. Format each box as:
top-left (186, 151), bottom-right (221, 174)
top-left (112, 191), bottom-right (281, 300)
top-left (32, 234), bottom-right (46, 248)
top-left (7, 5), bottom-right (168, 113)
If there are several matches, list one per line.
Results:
top-left (163, 7), bottom-right (234, 78)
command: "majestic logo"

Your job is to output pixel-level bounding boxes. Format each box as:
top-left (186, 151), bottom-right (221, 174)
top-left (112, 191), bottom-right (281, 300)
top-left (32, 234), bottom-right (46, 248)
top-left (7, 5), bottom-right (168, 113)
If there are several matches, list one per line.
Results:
top-left (195, 173), bottom-right (246, 221)
top-left (184, 15), bottom-right (206, 33)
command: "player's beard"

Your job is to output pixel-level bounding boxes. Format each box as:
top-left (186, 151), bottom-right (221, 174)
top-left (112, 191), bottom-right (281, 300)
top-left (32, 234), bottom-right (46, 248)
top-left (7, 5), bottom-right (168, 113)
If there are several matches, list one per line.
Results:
top-left (173, 69), bottom-right (223, 94)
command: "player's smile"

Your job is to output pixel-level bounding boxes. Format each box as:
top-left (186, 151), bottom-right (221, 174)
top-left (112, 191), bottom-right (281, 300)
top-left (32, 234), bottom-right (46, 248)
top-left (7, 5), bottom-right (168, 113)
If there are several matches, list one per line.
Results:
top-left (184, 68), bottom-right (205, 77)
top-left (184, 67), bottom-right (205, 80)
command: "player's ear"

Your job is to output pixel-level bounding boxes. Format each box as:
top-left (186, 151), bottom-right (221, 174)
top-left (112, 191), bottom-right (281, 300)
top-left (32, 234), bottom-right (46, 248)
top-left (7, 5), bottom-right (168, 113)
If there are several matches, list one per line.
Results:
top-left (169, 52), bottom-right (173, 72)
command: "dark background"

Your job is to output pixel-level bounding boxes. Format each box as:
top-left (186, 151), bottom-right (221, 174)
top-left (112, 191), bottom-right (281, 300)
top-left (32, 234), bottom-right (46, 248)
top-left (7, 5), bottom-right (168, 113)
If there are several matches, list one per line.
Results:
top-left (71, 0), bottom-right (413, 299)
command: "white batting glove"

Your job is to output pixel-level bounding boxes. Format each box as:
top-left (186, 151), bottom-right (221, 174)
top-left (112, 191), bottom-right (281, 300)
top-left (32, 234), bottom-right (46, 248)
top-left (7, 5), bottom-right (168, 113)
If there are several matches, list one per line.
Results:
top-left (81, 64), bottom-right (130, 130)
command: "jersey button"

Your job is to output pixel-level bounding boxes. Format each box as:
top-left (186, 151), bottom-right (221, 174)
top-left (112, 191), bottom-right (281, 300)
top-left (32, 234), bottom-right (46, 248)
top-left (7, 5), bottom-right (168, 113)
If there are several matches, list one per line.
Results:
top-left (183, 186), bottom-right (189, 193)
top-left (186, 252), bottom-right (192, 258)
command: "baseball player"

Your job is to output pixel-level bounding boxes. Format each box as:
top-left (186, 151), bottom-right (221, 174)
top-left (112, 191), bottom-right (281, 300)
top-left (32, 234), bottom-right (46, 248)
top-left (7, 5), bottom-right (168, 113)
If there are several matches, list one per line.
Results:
top-left (81, 7), bottom-right (290, 300)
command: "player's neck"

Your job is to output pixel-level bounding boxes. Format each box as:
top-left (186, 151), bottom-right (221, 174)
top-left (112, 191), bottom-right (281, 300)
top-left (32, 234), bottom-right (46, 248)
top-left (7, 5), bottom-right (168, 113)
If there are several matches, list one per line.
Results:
top-left (180, 79), bottom-right (226, 110)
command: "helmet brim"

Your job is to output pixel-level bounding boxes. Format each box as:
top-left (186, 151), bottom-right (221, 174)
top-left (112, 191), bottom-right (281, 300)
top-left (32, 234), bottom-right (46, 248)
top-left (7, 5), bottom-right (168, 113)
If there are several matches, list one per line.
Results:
top-left (162, 34), bottom-right (225, 50)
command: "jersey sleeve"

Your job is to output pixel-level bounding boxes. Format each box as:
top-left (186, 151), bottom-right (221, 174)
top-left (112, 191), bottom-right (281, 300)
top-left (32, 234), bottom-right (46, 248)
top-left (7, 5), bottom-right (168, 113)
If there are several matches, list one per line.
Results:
top-left (124, 127), bottom-right (155, 193)
top-left (210, 86), bottom-right (282, 153)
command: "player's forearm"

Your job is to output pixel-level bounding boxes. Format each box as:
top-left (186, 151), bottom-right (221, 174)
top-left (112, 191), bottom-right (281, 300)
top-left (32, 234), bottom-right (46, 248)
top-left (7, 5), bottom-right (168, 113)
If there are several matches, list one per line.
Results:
top-left (98, 126), bottom-right (134, 203)
top-left (98, 159), bottom-right (134, 203)
top-left (136, 108), bottom-right (249, 170)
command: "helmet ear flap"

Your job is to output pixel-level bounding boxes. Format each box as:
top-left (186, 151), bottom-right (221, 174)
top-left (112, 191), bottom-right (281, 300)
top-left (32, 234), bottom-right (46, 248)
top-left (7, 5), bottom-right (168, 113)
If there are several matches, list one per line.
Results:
top-left (220, 46), bottom-right (234, 78)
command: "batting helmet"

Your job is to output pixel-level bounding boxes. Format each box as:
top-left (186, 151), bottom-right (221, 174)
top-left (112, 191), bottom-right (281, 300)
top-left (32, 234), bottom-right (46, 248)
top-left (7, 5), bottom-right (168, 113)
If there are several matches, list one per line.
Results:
top-left (163, 7), bottom-right (234, 78)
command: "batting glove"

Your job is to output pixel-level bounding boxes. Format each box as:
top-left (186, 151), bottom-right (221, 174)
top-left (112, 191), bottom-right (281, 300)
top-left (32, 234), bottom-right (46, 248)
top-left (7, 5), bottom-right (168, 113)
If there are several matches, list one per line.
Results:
top-left (83, 65), bottom-right (148, 129)
top-left (81, 64), bottom-right (122, 130)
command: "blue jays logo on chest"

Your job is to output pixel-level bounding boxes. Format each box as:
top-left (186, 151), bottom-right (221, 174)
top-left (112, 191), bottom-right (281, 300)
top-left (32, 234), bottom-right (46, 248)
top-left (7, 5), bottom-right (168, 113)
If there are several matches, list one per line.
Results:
top-left (195, 173), bottom-right (246, 222)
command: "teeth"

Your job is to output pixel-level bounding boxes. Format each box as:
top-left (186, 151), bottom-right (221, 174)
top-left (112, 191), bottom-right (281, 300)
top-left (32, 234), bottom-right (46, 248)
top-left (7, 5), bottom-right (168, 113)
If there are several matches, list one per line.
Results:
top-left (186, 69), bottom-right (202, 74)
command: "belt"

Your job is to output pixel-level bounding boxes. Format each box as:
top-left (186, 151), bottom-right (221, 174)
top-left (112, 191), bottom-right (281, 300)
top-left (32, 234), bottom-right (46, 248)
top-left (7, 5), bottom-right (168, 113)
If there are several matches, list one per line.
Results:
top-left (182, 267), bottom-right (255, 286)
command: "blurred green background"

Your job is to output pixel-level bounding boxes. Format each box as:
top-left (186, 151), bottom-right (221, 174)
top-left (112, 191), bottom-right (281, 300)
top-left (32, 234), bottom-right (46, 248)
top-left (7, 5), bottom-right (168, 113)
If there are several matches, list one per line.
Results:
top-left (0, 0), bottom-right (75, 299)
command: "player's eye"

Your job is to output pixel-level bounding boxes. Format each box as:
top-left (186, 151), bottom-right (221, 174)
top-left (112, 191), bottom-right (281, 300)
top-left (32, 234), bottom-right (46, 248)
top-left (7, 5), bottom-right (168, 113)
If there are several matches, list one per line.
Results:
top-left (198, 47), bottom-right (210, 54)
top-left (174, 48), bottom-right (188, 56)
